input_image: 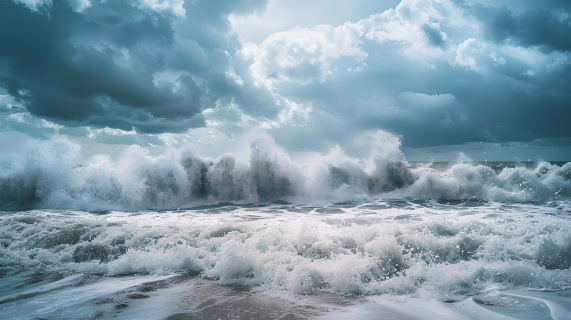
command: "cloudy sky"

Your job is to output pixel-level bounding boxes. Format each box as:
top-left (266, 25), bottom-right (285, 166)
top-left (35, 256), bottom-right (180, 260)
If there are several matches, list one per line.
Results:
top-left (0, 0), bottom-right (570, 161)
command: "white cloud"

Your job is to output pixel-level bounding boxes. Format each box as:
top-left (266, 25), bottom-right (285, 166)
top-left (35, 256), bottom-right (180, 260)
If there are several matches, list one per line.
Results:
top-left (68, 0), bottom-right (90, 12)
top-left (203, 100), bottom-right (245, 128)
top-left (152, 70), bottom-right (188, 89)
top-left (359, 0), bottom-right (464, 60)
top-left (6, 113), bottom-right (25, 123)
top-left (239, 22), bottom-right (367, 88)
top-left (498, 47), bottom-right (571, 74)
top-left (40, 119), bottom-right (64, 134)
top-left (15, 0), bottom-right (91, 11)
top-left (277, 98), bottom-right (312, 125)
top-left (490, 51), bottom-right (506, 66)
top-left (137, 0), bottom-right (186, 17)
top-left (14, 0), bottom-right (48, 9)
top-left (546, 51), bottom-right (571, 73)
top-left (0, 94), bottom-right (23, 111)
top-left (87, 127), bottom-right (138, 140)
top-left (455, 38), bottom-right (485, 71)
top-left (499, 45), bottom-right (544, 66)
top-left (522, 70), bottom-right (534, 76)
top-left (157, 133), bottom-right (179, 145)
top-left (228, 0), bottom-right (400, 44)
top-left (347, 65), bottom-right (365, 72)
top-left (225, 67), bottom-right (245, 86)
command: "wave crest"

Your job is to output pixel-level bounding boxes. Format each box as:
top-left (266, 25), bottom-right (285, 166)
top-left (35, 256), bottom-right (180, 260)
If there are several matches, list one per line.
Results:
top-left (0, 135), bottom-right (569, 211)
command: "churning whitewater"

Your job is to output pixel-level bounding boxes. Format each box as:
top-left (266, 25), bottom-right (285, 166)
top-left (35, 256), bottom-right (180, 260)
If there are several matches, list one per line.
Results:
top-left (1, 133), bottom-right (570, 211)
top-left (1, 132), bottom-right (571, 319)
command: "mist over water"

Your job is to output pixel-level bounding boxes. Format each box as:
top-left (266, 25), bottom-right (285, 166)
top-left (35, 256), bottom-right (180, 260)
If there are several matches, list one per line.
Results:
top-left (1, 133), bottom-right (571, 319)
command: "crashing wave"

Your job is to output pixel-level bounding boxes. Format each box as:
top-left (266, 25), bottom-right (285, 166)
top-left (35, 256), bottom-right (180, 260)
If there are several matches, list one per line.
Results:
top-left (0, 134), bottom-right (569, 211)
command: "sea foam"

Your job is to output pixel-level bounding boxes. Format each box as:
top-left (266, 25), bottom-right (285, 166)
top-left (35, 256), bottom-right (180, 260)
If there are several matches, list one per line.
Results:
top-left (1, 204), bottom-right (570, 300)
top-left (0, 133), bottom-right (569, 211)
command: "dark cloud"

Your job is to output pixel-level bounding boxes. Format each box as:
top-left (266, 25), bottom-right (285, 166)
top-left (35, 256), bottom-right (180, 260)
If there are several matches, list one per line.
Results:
top-left (171, 0), bottom-right (279, 118)
top-left (0, 0), bottom-right (200, 133)
top-left (272, 37), bottom-right (571, 151)
top-left (0, 0), bottom-right (569, 160)
top-left (421, 24), bottom-right (446, 48)
top-left (82, 1), bottom-right (175, 49)
top-left (176, 0), bottom-right (268, 52)
top-left (0, 0), bottom-right (274, 134)
top-left (470, 3), bottom-right (571, 52)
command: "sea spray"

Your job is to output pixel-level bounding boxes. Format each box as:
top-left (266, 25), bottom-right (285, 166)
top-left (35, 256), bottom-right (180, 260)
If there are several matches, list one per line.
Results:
top-left (0, 133), bottom-right (570, 211)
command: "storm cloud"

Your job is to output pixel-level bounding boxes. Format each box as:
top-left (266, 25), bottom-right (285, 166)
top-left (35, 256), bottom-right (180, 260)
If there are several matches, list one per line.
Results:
top-left (0, 0), bottom-right (271, 133)
top-left (0, 0), bottom-right (570, 160)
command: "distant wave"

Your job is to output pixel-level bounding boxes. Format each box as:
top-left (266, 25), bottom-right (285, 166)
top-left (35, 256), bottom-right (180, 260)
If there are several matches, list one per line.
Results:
top-left (0, 135), bottom-right (570, 211)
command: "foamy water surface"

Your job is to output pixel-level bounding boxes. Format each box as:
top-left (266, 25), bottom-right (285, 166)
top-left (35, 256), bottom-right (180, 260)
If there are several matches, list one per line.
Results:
top-left (1, 136), bottom-right (570, 319)
top-left (1, 199), bottom-right (571, 319)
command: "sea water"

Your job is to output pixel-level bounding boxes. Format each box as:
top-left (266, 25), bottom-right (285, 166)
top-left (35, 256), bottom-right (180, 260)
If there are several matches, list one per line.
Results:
top-left (1, 135), bottom-right (570, 319)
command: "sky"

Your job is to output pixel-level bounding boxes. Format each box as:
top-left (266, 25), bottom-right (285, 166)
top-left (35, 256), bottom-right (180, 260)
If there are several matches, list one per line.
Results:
top-left (0, 0), bottom-right (570, 162)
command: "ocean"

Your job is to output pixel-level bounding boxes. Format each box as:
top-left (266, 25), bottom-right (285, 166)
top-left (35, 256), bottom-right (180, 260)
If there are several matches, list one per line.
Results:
top-left (1, 136), bottom-right (570, 319)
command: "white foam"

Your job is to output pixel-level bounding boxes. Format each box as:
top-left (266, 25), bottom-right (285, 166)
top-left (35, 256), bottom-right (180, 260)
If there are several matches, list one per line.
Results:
top-left (0, 134), bottom-right (569, 211)
top-left (1, 202), bottom-right (570, 302)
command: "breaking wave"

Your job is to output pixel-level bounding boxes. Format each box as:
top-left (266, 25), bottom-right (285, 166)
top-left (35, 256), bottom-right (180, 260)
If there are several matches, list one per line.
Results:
top-left (0, 133), bottom-right (570, 211)
top-left (1, 206), bottom-right (571, 300)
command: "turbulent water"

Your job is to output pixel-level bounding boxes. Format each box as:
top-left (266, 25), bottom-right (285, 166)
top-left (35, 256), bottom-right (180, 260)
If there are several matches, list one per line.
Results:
top-left (1, 135), bottom-right (571, 319)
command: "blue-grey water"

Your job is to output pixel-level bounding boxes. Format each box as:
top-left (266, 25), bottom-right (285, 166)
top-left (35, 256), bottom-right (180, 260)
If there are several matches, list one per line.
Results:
top-left (1, 137), bottom-right (570, 319)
